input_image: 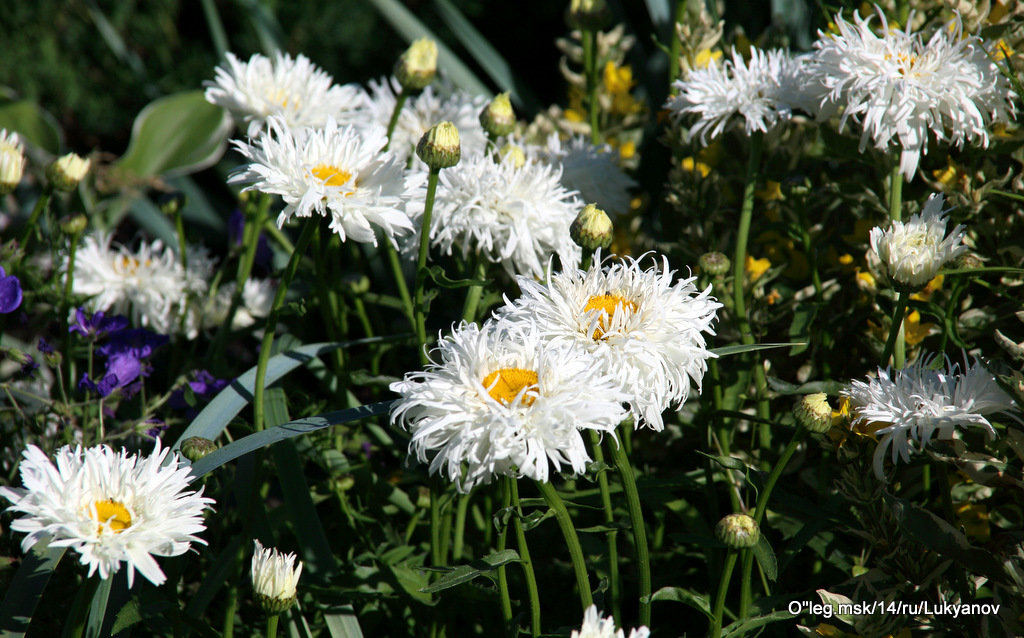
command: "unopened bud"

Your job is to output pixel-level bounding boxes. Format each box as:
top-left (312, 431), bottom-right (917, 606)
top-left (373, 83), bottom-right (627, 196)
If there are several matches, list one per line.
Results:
top-left (479, 93), bottom-right (516, 139)
top-left (60, 214), bottom-right (89, 236)
top-left (568, 0), bottom-right (612, 31)
top-left (341, 272), bottom-right (370, 296)
top-left (180, 437), bottom-right (217, 463)
top-left (158, 191), bottom-right (187, 217)
top-left (395, 38), bottom-right (438, 92)
top-left (497, 143), bottom-right (526, 169)
top-left (417, 121), bottom-right (461, 170)
top-left (699, 252), bottom-right (730, 277)
top-left (47, 153), bottom-right (90, 192)
top-left (0, 131), bottom-right (26, 195)
top-left (795, 393), bottom-right (832, 433)
top-left (570, 203), bottom-right (614, 250)
top-left (716, 513), bottom-right (760, 549)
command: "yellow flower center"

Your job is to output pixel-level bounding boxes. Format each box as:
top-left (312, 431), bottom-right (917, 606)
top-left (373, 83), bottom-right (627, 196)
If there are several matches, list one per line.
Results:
top-left (482, 368), bottom-right (539, 407)
top-left (312, 165), bottom-right (356, 191)
top-left (114, 256), bottom-right (151, 275)
top-left (90, 499), bottom-right (133, 534)
top-left (583, 294), bottom-right (637, 339)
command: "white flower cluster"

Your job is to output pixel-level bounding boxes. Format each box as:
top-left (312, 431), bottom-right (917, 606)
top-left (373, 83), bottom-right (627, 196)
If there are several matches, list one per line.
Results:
top-left (68, 233), bottom-right (271, 338)
top-left (844, 356), bottom-right (1017, 479)
top-left (572, 605), bottom-right (650, 638)
top-left (0, 441), bottom-right (214, 588)
top-left (390, 254), bottom-right (721, 491)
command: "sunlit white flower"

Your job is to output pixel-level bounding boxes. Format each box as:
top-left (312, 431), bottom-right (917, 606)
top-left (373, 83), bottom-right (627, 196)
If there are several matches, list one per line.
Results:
top-left (204, 51), bottom-right (366, 136)
top-left (812, 9), bottom-right (1016, 180)
top-left (539, 133), bottom-right (636, 216)
top-left (69, 234), bottom-right (215, 338)
top-left (413, 149), bottom-right (582, 278)
top-left (499, 253), bottom-right (722, 431)
top-left (201, 278), bottom-right (276, 331)
top-left (869, 193), bottom-right (967, 291)
top-left (0, 129), bottom-right (26, 194)
top-left (665, 47), bottom-right (810, 145)
top-left (358, 76), bottom-right (487, 167)
top-left (390, 319), bottom-right (629, 492)
top-left (251, 540), bottom-right (302, 610)
top-left (0, 441), bottom-right (214, 588)
top-left (572, 605), bottom-right (650, 638)
top-left (229, 116), bottom-right (417, 246)
top-left (843, 355), bottom-right (1017, 479)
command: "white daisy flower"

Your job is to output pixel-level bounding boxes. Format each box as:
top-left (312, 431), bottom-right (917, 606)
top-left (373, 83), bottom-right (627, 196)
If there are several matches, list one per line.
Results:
top-left (229, 116), bottom-right (417, 246)
top-left (204, 51), bottom-right (366, 137)
top-left (665, 47), bottom-right (809, 145)
top-left (843, 356), bottom-right (1018, 479)
top-left (0, 441), bottom-right (214, 588)
top-left (358, 76), bottom-right (487, 167)
top-left (69, 234), bottom-right (215, 338)
top-left (251, 540), bottom-right (302, 611)
top-left (539, 133), bottom-right (636, 216)
top-left (811, 9), bottom-right (1016, 180)
top-left (572, 605), bottom-right (650, 638)
top-left (869, 193), bottom-right (967, 291)
top-left (411, 149), bottom-right (582, 279)
top-left (390, 319), bottom-right (629, 492)
top-left (499, 253), bottom-right (722, 432)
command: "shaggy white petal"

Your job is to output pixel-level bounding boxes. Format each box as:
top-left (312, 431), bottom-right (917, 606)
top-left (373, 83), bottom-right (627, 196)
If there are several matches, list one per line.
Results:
top-left (499, 253), bottom-right (722, 431)
top-left (572, 605), bottom-right (650, 638)
top-left (843, 355), bottom-right (1017, 479)
top-left (539, 133), bottom-right (636, 216)
top-left (869, 193), bottom-right (967, 290)
top-left (390, 319), bottom-right (629, 492)
top-left (251, 540), bottom-right (303, 601)
top-left (0, 441), bottom-right (214, 588)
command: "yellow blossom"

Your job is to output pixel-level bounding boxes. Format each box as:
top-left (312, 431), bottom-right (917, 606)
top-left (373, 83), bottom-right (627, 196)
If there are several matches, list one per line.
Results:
top-left (692, 48), bottom-right (722, 68)
top-left (991, 39), bottom-right (1014, 62)
top-left (855, 269), bottom-right (877, 293)
top-left (602, 61), bottom-right (634, 94)
top-left (755, 180), bottom-right (783, 201)
top-left (746, 255), bottom-right (771, 282)
top-left (680, 156), bottom-right (711, 177)
top-left (838, 253), bottom-right (854, 266)
top-left (911, 274), bottom-right (943, 302)
top-left (903, 310), bottom-right (936, 346)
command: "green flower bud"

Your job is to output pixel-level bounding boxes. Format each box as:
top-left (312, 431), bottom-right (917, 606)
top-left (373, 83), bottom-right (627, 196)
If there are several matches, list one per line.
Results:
top-left (699, 252), bottom-right (731, 277)
top-left (417, 121), bottom-right (461, 170)
top-left (479, 92), bottom-right (516, 139)
top-left (341, 272), bottom-right (371, 296)
top-left (180, 437), bottom-right (217, 463)
top-left (158, 191), bottom-right (187, 217)
top-left (59, 214), bottom-right (89, 236)
top-left (794, 393), bottom-right (833, 434)
top-left (46, 153), bottom-right (90, 191)
top-left (570, 203), bottom-right (614, 250)
top-left (496, 143), bottom-right (526, 169)
top-left (716, 513), bottom-right (760, 549)
top-left (395, 38), bottom-right (438, 92)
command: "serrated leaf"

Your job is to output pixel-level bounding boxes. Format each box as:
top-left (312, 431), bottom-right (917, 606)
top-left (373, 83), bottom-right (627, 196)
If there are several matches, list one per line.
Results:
top-left (420, 550), bottom-right (521, 594)
top-left (115, 91), bottom-right (231, 178)
top-left (645, 586), bottom-right (712, 620)
top-left (753, 534), bottom-right (778, 582)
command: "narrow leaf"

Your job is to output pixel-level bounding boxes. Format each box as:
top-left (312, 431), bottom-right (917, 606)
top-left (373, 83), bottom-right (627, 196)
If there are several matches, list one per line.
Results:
top-left (0, 538), bottom-right (65, 636)
top-left (0, 99), bottom-right (63, 154)
top-left (84, 576), bottom-right (113, 638)
top-left (645, 586), bottom-right (713, 620)
top-left (752, 534), bottom-right (778, 582)
top-left (324, 606), bottom-right (365, 638)
top-left (422, 264), bottom-right (489, 289)
top-left (419, 550), bottom-right (521, 594)
top-left (721, 609), bottom-right (796, 637)
top-left (712, 342), bottom-right (807, 357)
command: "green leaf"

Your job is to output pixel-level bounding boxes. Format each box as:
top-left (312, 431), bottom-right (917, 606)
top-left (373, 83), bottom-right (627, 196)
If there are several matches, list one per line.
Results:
top-left (84, 576), bottom-right (112, 638)
top-left (0, 538), bottom-right (65, 636)
top-left (173, 337), bottom-right (403, 451)
top-left (324, 606), bottom-right (366, 638)
top-left (711, 342), bottom-right (807, 357)
top-left (645, 586), bottom-right (713, 620)
top-left (420, 550), bottom-right (521, 594)
top-left (366, 0), bottom-right (490, 97)
top-left (273, 440), bottom-right (338, 575)
top-left (0, 99), bottom-right (62, 155)
top-left (188, 402), bottom-right (393, 478)
top-left (788, 305), bottom-right (816, 355)
top-left (115, 91), bottom-right (232, 179)
top-left (695, 450), bottom-right (750, 472)
top-left (421, 264), bottom-right (489, 289)
top-left (432, 0), bottom-right (540, 112)
top-left (752, 534), bottom-right (778, 582)
top-left (721, 609), bottom-right (796, 637)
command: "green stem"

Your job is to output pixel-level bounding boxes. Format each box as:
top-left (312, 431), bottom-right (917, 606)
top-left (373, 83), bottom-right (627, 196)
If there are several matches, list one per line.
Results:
top-left (535, 480), bottom-right (593, 610)
top-left (496, 482), bottom-right (514, 632)
top-left (266, 614), bottom-right (279, 638)
top-left (880, 290), bottom-right (910, 369)
top-left (608, 432), bottom-right (651, 627)
top-left (887, 160), bottom-right (906, 367)
top-left (383, 91), bottom-right (409, 152)
top-left (510, 479), bottom-right (542, 637)
top-left (710, 550), bottom-right (738, 638)
top-left (413, 169), bottom-right (440, 365)
top-left (732, 133), bottom-right (770, 452)
top-left (582, 29), bottom-right (601, 144)
top-left (460, 256), bottom-right (487, 324)
top-left (222, 583), bottom-right (238, 638)
top-left (384, 240), bottom-right (416, 328)
top-left (452, 492), bottom-right (470, 562)
top-left (18, 185), bottom-right (53, 256)
top-left (63, 231), bottom-right (82, 385)
top-left (174, 209), bottom-right (188, 270)
top-left (253, 221), bottom-right (317, 432)
top-left (590, 430), bottom-right (621, 624)
top-left (430, 481), bottom-right (444, 568)
top-left (668, 1), bottom-right (686, 86)
top-left (313, 226), bottom-right (347, 378)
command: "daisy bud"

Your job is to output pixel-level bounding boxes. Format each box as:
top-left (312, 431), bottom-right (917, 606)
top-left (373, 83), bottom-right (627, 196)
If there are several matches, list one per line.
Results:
top-left (417, 121), bottom-right (461, 170)
top-left (699, 251), bottom-right (730, 277)
top-left (869, 194), bottom-right (967, 292)
top-left (158, 191), bottom-right (187, 217)
top-left (570, 203), bottom-right (613, 250)
top-left (395, 38), bottom-right (438, 92)
top-left (479, 92), bottom-right (516, 139)
top-left (794, 393), bottom-right (832, 434)
top-left (59, 214), bottom-right (89, 236)
top-left (716, 513), bottom-right (760, 549)
top-left (2, 347), bottom-right (31, 366)
top-left (46, 153), bottom-right (90, 192)
top-left (497, 143), bottom-right (526, 169)
top-left (251, 540), bottom-right (303, 615)
top-left (180, 437), bottom-right (217, 463)
top-left (341, 272), bottom-right (370, 295)
top-left (0, 130), bottom-right (26, 195)
top-left (568, 0), bottom-right (612, 31)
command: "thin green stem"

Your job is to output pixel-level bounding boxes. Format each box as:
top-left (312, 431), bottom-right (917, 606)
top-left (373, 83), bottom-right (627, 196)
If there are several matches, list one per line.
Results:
top-left (222, 583), bottom-right (238, 638)
top-left (535, 480), bottom-right (593, 610)
top-left (880, 290), bottom-right (911, 369)
top-left (510, 479), bottom-right (541, 637)
top-left (460, 256), bottom-right (487, 324)
top-left (668, 1), bottom-right (686, 86)
top-left (889, 157), bottom-right (904, 223)
top-left (266, 614), bottom-right (279, 638)
top-left (383, 91), bottom-right (409, 152)
top-left (18, 186), bottom-right (54, 257)
top-left (253, 221), bottom-right (317, 432)
top-left (710, 550), bottom-right (739, 638)
top-left (413, 169), bottom-right (441, 365)
top-left (732, 133), bottom-right (770, 451)
top-left (496, 482), bottom-right (514, 632)
top-left (174, 209), bottom-right (188, 270)
top-left (590, 430), bottom-right (621, 624)
top-left (452, 492), bottom-right (470, 562)
top-left (62, 231), bottom-right (82, 384)
top-left (430, 481), bottom-right (444, 568)
top-left (608, 433), bottom-right (651, 627)
top-left (384, 240), bottom-right (415, 327)
top-left (582, 29), bottom-right (601, 144)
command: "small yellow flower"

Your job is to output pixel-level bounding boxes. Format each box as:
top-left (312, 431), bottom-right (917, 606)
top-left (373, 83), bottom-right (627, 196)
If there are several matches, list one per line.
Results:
top-left (602, 61), bottom-right (634, 95)
top-left (755, 180), bottom-right (783, 202)
top-left (680, 156), bottom-right (711, 177)
top-left (745, 255), bottom-right (771, 282)
top-left (955, 503), bottom-right (990, 542)
top-left (692, 48), bottom-right (722, 69)
top-left (617, 139), bottom-right (636, 160)
top-left (911, 274), bottom-right (943, 302)
top-left (838, 253), bottom-right (854, 266)
top-left (903, 310), bottom-right (936, 347)
top-left (855, 269), bottom-right (877, 293)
